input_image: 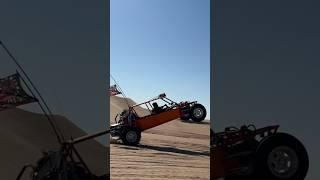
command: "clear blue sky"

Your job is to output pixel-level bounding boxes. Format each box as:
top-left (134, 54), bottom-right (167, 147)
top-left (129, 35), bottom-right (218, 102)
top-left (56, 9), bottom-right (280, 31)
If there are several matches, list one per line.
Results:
top-left (111, 0), bottom-right (210, 118)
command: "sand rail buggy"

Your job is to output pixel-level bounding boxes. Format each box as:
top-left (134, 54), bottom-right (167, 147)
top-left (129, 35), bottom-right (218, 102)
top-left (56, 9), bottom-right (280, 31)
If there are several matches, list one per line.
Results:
top-left (110, 93), bottom-right (207, 145)
top-left (211, 125), bottom-right (309, 180)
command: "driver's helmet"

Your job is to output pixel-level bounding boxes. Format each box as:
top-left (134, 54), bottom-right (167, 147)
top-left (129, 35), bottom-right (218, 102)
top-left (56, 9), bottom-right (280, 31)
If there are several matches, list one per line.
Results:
top-left (152, 102), bottom-right (159, 109)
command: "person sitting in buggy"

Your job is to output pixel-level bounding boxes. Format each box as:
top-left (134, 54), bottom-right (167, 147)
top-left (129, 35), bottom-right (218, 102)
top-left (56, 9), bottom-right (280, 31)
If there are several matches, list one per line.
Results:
top-left (151, 102), bottom-right (168, 114)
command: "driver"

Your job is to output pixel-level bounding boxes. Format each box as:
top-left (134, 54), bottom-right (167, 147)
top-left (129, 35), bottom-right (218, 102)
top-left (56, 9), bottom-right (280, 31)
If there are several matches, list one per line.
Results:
top-left (152, 102), bottom-right (165, 114)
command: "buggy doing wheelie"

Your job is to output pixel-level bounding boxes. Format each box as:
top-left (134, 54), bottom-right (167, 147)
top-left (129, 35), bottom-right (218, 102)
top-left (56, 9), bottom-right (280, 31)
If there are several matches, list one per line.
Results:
top-left (110, 93), bottom-right (207, 145)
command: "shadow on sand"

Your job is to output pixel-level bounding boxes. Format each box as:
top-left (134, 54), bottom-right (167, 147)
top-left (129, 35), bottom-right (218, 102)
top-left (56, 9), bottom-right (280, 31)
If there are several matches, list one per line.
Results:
top-left (130, 144), bottom-right (210, 157)
top-left (180, 119), bottom-right (210, 125)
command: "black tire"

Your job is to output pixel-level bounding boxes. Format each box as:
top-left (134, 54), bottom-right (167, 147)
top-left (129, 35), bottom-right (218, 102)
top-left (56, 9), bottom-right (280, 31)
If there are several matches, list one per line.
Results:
top-left (252, 133), bottom-right (309, 180)
top-left (120, 127), bottom-right (141, 146)
top-left (190, 104), bottom-right (207, 122)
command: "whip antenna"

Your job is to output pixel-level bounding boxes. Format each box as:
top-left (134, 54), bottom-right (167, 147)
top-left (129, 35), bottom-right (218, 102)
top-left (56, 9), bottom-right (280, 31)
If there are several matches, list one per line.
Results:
top-left (0, 40), bottom-right (65, 144)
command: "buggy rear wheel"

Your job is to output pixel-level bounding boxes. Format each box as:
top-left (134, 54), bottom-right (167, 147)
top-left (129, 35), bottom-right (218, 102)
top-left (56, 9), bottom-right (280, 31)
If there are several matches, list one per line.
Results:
top-left (252, 133), bottom-right (309, 180)
top-left (121, 127), bottom-right (141, 146)
top-left (190, 104), bottom-right (207, 122)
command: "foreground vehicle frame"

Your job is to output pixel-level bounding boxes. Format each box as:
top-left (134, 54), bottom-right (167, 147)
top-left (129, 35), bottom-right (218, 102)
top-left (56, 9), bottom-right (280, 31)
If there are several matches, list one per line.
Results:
top-left (0, 41), bottom-right (110, 180)
top-left (17, 130), bottom-right (110, 180)
top-left (211, 125), bottom-right (309, 180)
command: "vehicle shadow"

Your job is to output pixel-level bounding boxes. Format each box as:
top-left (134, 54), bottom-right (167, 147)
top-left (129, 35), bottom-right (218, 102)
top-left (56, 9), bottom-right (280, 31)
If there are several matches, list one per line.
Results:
top-left (180, 119), bottom-right (210, 125)
top-left (136, 144), bottom-right (210, 157)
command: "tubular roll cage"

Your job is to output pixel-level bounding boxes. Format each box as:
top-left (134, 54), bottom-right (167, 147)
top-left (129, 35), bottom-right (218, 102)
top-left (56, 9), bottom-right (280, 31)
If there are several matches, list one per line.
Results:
top-left (129, 93), bottom-right (178, 115)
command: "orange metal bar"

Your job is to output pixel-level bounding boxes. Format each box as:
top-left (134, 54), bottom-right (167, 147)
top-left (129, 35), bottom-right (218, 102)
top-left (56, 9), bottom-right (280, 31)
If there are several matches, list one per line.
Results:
top-left (135, 108), bottom-right (181, 131)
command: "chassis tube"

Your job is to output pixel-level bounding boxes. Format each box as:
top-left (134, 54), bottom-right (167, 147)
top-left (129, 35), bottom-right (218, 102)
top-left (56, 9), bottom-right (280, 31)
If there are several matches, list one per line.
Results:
top-left (66, 130), bottom-right (110, 145)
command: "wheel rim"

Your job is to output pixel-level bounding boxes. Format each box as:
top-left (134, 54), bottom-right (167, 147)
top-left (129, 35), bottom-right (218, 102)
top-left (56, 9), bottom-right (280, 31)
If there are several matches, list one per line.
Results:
top-left (267, 146), bottom-right (299, 178)
top-left (126, 131), bottom-right (137, 143)
top-left (193, 108), bottom-right (204, 118)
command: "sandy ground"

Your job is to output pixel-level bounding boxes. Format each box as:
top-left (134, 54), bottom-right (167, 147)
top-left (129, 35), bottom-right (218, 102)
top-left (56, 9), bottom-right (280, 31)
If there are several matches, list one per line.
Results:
top-left (0, 108), bottom-right (108, 179)
top-left (110, 96), bottom-right (210, 180)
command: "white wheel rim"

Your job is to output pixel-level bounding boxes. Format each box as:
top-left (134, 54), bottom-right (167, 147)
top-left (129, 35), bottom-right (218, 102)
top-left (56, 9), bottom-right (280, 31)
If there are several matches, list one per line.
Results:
top-left (267, 146), bottom-right (299, 178)
top-left (193, 108), bottom-right (203, 118)
top-left (126, 131), bottom-right (137, 143)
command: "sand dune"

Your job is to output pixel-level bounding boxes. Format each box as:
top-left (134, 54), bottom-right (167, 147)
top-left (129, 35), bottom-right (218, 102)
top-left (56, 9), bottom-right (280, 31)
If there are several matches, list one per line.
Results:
top-left (110, 96), bottom-right (210, 180)
top-left (110, 96), bottom-right (150, 123)
top-left (0, 108), bottom-right (107, 179)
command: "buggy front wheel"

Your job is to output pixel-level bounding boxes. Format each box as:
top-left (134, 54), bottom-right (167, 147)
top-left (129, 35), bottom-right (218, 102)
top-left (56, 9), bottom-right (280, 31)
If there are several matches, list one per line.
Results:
top-left (190, 104), bottom-right (207, 122)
